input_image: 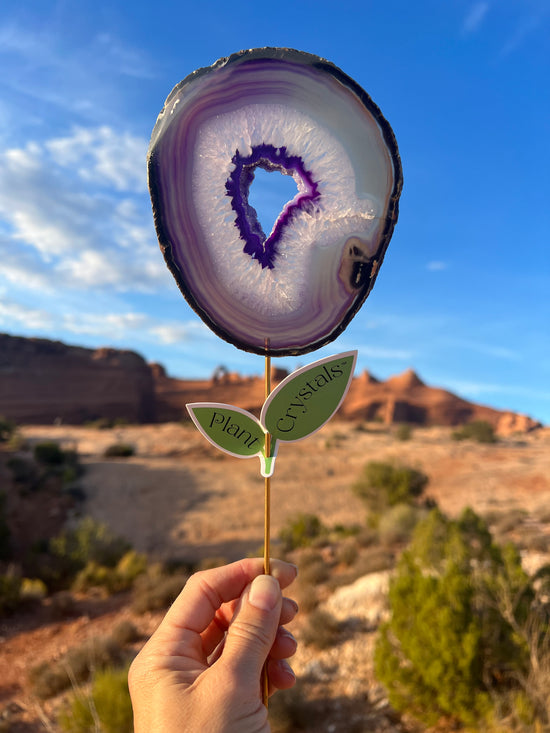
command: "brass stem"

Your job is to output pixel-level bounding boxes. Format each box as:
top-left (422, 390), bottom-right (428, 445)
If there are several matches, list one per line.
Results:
top-left (262, 352), bottom-right (272, 707)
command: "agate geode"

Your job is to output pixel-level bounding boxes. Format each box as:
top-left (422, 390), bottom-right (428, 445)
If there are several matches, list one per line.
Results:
top-left (148, 47), bottom-right (403, 356)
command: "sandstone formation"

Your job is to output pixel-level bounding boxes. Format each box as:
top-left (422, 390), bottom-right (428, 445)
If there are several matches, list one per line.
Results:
top-left (0, 333), bottom-right (541, 433)
top-left (0, 334), bottom-right (155, 424)
top-left (340, 367), bottom-right (518, 429)
top-left (155, 365), bottom-right (540, 435)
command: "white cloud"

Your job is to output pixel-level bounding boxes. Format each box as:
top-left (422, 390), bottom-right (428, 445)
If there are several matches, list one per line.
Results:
top-left (500, 10), bottom-right (548, 56)
top-left (0, 291), bottom-right (201, 349)
top-left (0, 127), bottom-right (164, 293)
top-left (46, 127), bottom-right (147, 192)
top-left (0, 299), bottom-right (54, 330)
top-left (150, 321), bottom-right (214, 345)
top-left (426, 260), bottom-right (448, 271)
top-left (62, 311), bottom-right (151, 337)
top-left (446, 337), bottom-right (521, 362)
top-left (444, 378), bottom-right (550, 403)
top-left (462, 2), bottom-right (490, 35)
top-left (0, 20), bottom-right (155, 84)
top-left (356, 345), bottom-right (413, 361)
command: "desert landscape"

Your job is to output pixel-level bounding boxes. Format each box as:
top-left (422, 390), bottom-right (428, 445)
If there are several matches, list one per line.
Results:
top-left (1, 418), bottom-right (549, 732)
top-left (1, 335), bottom-right (549, 732)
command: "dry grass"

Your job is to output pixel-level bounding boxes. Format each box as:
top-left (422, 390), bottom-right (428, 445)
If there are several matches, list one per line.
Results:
top-left (28, 635), bottom-right (126, 699)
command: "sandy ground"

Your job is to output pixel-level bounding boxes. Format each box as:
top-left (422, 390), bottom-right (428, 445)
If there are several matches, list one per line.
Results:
top-left (19, 421), bottom-right (550, 562)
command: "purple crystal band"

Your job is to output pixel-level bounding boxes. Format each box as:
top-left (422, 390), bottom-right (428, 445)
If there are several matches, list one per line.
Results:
top-left (225, 143), bottom-right (321, 269)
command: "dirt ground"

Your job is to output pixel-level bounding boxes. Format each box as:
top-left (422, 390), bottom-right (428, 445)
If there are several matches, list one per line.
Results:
top-left (18, 421), bottom-right (550, 561)
top-left (1, 421), bottom-right (549, 731)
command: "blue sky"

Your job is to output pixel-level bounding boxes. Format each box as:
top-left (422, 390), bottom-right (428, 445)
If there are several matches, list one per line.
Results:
top-left (0, 0), bottom-right (548, 423)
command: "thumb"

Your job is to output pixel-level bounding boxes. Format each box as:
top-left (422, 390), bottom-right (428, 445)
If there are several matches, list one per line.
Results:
top-left (222, 574), bottom-right (282, 684)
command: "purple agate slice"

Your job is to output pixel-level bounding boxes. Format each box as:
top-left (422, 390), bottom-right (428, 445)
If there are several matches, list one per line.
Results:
top-left (148, 48), bottom-right (402, 357)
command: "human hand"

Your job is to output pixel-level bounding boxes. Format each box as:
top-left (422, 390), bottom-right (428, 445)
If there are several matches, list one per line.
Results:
top-left (128, 558), bottom-right (298, 733)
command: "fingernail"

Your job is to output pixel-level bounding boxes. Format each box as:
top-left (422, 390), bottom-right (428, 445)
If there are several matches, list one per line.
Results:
top-left (288, 598), bottom-right (299, 614)
top-left (249, 575), bottom-right (280, 611)
top-left (279, 659), bottom-right (296, 681)
top-left (279, 628), bottom-right (297, 648)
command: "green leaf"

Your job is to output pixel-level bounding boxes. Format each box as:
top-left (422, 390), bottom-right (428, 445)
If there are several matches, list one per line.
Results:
top-left (187, 403), bottom-right (266, 458)
top-left (261, 351), bottom-right (357, 442)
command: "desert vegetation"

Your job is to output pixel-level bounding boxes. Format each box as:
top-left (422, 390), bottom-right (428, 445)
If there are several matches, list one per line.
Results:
top-left (451, 419), bottom-right (497, 443)
top-left (0, 419), bottom-right (549, 731)
top-left (0, 415), bottom-right (16, 444)
top-left (58, 665), bottom-right (133, 733)
top-left (375, 508), bottom-right (550, 728)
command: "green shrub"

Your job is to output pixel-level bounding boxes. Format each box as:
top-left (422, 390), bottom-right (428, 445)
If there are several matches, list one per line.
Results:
top-left (73, 550), bottom-right (147, 594)
top-left (132, 567), bottom-right (187, 614)
top-left (20, 577), bottom-right (47, 600)
top-left (34, 441), bottom-right (65, 465)
top-left (50, 517), bottom-right (131, 571)
top-left (58, 665), bottom-right (133, 733)
top-left (104, 443), bottom-right (135, 458)
top-left (115, 549), bottom-right (148, 585)
top-left (0, 492), bottom-right (11, 560)
top-left (374, 508), bottom-right (535, 727)
top-left (452, 420), bottom-right (497, 443)
top-left (27, 441), bottom-right (84, 492)
top-left (0, 570), bottom-right (22, 616)
top-left (279, 513), bottom-right (326, 552)
top-left (352, 461), bottom-right (428, 515)
top-left (394, 423), bottom-right (412, 441)
top-left (72, 562), bottom-right (118, 594)
top-left (377, 503), bottom-right (422, 546)
top-left (32, 517), bottom-right (131, 591)
top-left (6, 456), bottom-right (36, 484)
top-left (60, 449), bottom-right (84, 484)
top-left (0, 416), bottom-right (16, 442)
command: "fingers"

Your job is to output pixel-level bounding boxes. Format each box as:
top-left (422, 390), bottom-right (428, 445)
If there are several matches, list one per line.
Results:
top-left (202, 594), bottom-right (298, 659)
top-left (207, 611), bottom-right (297, 666)
top-left (270, 626), bottom-right (297, 661)
top-left (267, 658), bottom-right (296, 695)
top-left (221, 574), bottom-right (283, 685)
top-left (281, 596), bottom-right (299, 625)
top-left (133, 558), bottom-right (297, 680)
top-left (161, 558), bottom-right (297, 640)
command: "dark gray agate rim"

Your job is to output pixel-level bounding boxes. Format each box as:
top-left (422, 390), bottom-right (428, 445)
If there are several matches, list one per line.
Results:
top-left (148, 47), bottom-right (403, 358)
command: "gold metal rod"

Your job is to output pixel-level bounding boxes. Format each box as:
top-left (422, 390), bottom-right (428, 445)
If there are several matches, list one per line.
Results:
top-left (264, 354), bottom-right (271, 577)
top-left (262, 352), bottom-right (272, 707)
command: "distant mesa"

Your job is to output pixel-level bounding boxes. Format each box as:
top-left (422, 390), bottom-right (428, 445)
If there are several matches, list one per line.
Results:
top-left (0, 333), bottom-right (155, 425)
top-left (0, 333), bottom-right (542, 435)
top-left (385, 368), bottom-right (425, 390)
top-left (358, 369), bottom-right (380, 385)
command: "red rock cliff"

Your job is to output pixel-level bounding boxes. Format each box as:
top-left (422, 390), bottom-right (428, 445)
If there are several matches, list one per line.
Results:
top-left (0, 334), bottom-right (155, 424)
